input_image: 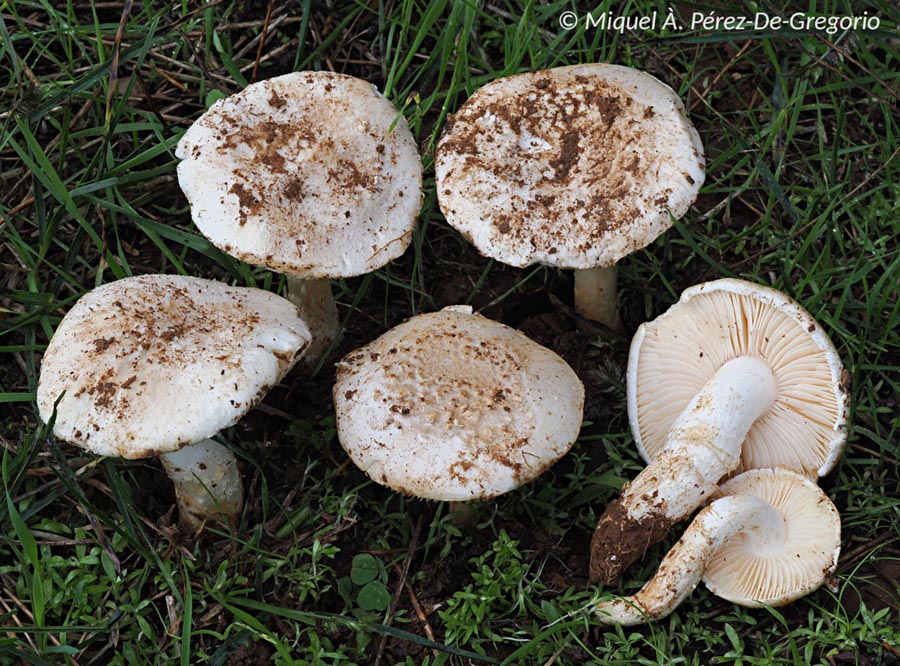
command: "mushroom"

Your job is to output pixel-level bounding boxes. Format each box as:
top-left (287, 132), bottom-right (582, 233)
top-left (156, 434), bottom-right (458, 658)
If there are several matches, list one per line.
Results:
top-left (590, 278), bottom-right (848, 584)
top-left (332, 306), bottom-right (584, 501)
top-left (36, 275), bottom-right (311, 529)
top-left (176, 71), bottom-right (423, 363)
top-left (435, 63), bottom-right (705, 330)
top-left (594, 468), bottom-right (841, 625)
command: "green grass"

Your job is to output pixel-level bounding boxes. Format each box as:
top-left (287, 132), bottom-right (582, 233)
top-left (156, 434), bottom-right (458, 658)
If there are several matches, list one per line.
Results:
top-left (2, 0), bottom-right (899, 663)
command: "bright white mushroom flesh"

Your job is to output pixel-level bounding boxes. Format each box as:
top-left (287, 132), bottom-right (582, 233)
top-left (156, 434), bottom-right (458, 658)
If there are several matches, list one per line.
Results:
top-left (332, 306), bottom-right (585, 501)
top-left (176, 71), bottom-right (423, 363)
top-left (36, 275), bottom-right (311, 529)
top-left (590, 278), bottom-right (848, 584)
top-left (595, 468), bottom-right (841, 625)
top-left (435, 63), bottom-right (705, 330)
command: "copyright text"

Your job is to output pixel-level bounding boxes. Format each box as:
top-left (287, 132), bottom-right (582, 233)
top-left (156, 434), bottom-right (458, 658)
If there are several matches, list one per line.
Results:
top-left (558, 10), bottom-right (882, 35)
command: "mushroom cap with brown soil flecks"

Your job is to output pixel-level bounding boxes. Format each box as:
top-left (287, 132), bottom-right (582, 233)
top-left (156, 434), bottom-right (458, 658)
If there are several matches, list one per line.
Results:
top-left (37, 275), bottom-right (311, 459)
top-left (434, 63), bottom-right (705, 270)
top-left (593, 467), bottom-right (841, 625)
top-left (332, 306), bottom-right (585, 501)
top-left (176, 71), bottom-right (423, 279)
top-left (703, 467), bottom-right (841, 606)
top-left (627, 278), bottom-right (849, 478)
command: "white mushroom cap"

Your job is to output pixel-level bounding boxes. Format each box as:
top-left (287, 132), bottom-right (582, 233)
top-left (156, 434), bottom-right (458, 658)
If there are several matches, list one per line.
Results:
top-left (628, 278), bottom-right (848, 478)
top-left (703, 468), bottom-right (841, 606)
top-left (176, 71), bottom-right (423, 279)
top-left (435, 63), bottom-right (705, 270)
top-left (333, 306), bottom-right (585, 501)
top-left (37, 275), bottom-right (311, 458)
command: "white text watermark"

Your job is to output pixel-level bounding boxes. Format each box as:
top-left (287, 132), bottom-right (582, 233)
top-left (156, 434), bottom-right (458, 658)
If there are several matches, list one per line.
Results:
top-left (558, 10), bottom-right (882, 35)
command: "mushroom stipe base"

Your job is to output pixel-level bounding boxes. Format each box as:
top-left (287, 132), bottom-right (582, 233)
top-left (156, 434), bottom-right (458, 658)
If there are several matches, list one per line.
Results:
top-left (590, 496), bottom-right (676, 586)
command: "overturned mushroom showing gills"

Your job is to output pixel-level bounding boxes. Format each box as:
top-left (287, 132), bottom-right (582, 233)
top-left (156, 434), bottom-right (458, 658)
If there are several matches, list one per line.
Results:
top-left (595, 468), bottom-right (841, 625)
top-left (590, 278), bottom-right (848, 585)
top-left (435, 63), bottom-right (705, 330)
top-left (176, 71), bottom-right (423, 362)
top-left (37, 275), bottom-right (311, 529)
top-left (333, 306), bottom-right (584, 501)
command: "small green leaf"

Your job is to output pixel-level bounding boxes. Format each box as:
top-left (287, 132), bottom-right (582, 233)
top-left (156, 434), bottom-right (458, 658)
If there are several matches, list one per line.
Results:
top-left (205, 89), bottom-right (227, 108)
top-left (350, 554), bottom-right (380, 586)
top-left (211, 32), bottom-right (248, 88)
top-left (101, 549), bottom-right (118, 582)
top-left (357, 581), bottom-right (391, 612)
top-left (5, 495), bottom-right (38, 566)
top-left (40, 646), bottom-right (78, 655)
top-left (336, 576), bottom-right (354, 608)
top-left (724, 622), bottom-right (741, 650)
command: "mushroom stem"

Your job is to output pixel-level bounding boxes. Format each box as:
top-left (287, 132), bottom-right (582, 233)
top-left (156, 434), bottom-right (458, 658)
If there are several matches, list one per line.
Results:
top-left (160, 439), bottom-right (244, 530)
top-left (594, 493), bottom-right (781, 625)
top-left (574, 266), bottom-right (623, 331)
top-left (448, 500), bottom-right (478, 527)
top-left (590, 355), bottom-right (778, 584)
top-left (285, 276), bottom-right (342, 364)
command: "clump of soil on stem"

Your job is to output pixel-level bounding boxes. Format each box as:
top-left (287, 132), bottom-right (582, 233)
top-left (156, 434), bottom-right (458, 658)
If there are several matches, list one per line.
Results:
top-left (589, 496), bottom-right (676, 586)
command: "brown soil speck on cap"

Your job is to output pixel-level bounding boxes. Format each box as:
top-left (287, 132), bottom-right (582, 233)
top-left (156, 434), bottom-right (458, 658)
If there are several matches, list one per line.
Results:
top-left (282, 177), bottom-right (306, 202)
top-left (840, 368), bottom-right (851, 391)
top-left (449, 459), bottom-right (474, 482)
top-left (89, 380), bottom-right (119, 410)
top-left (229, 182), bottom-right (261, 226)
top-left (159, 325), bottom-right (185, 342)
top-left (589, 497), bottom-right (676, 585)
top-left (268, 88), bottom-right (286, 109)
top-left (547, 131), bottom-right (580, 182)
top-left (92, 337), bottom-right (115, 352)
